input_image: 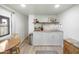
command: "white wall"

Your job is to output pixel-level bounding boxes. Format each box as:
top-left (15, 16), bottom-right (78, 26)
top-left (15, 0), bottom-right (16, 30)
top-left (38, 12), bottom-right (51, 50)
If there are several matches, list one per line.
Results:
top-left (0, 6), bottom-right (28, 42)
top-left (28, 14), bottom-right (57, 34)
top-left (12, 12), bottom-right (28, 42)
top-left (58, 5), bottom-right (79, 41)
top-left (0, 7), bottom-right (11, 40)
top-left (28, 15), bottom-right (35, 34)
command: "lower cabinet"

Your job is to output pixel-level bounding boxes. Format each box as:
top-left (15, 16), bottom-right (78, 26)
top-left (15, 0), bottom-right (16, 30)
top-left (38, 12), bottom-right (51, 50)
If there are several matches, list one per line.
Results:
top-left (64, 40), bottom-right (79, 54)
top-left (33, 31), bottom-right (63, 46)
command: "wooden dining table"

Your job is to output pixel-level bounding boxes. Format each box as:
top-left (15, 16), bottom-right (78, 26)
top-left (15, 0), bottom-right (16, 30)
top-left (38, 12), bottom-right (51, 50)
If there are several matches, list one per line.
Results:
top-left (0, 36), bottom-right (20, 53)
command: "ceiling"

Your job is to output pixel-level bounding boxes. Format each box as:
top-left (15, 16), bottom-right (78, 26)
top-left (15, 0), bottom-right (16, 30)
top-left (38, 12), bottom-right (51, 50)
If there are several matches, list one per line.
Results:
top-left (5, 4), bottom-right (74, 15)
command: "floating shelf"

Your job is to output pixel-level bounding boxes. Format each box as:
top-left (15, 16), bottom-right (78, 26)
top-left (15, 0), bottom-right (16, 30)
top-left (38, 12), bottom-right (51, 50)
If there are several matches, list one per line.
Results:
top-left (34, 22), bottom-right (59, 24)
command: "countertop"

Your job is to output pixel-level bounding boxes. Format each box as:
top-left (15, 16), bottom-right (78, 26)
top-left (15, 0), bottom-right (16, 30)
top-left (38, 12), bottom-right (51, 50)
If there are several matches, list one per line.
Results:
top-left (34, 30), bottom-right (63, 32)
top-left (65, 38), bottom-right (79, 48)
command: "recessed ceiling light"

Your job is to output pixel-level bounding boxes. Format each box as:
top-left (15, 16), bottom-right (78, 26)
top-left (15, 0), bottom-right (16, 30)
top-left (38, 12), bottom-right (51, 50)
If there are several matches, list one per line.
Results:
top-left (54, 4), bottom-right (60, 8)
top-left (20, 4), bottom-right (26, 8)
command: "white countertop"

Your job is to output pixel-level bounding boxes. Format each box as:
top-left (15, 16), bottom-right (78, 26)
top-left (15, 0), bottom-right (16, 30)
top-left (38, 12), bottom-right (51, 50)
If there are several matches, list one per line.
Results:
top-left (34, 30), bottom-right (63, 32)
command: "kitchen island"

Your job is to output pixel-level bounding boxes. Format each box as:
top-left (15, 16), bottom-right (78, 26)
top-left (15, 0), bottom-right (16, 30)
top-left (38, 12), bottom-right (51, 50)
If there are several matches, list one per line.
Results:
top-left (32, 30), bottom-right (63, 47)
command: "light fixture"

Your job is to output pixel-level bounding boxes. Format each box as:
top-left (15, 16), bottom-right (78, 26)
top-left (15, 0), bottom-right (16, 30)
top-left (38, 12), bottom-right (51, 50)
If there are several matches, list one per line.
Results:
top-left (20, 4), bottom-right (26, 8)
top-left (54, 4), bottom-right (60, 8)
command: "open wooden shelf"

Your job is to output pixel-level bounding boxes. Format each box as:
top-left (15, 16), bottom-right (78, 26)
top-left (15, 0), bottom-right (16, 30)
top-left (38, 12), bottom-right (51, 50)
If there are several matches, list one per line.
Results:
top-left (34, 22), bottom-right (59, 24)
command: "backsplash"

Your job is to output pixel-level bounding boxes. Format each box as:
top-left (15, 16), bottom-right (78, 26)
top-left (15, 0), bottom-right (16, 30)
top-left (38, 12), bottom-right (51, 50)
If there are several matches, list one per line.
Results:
top-left (34, 24), bottom-right (60, 31)
top-left (28, 15), bottom-right (61, 33)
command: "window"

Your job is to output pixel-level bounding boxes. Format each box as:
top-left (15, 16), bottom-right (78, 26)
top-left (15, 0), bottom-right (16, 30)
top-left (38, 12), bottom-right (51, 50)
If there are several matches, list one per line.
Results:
top-left (0, 15), bottom-right (10, 37)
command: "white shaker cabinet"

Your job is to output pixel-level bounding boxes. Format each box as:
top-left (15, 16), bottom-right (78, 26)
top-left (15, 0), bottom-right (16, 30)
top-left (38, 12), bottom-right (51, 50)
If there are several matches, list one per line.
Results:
top-left (32, 31), bottom-right (63, 47)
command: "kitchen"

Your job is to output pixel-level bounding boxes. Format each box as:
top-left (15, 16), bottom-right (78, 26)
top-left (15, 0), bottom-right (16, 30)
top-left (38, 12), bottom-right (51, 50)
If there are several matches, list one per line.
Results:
top-left (0, 4), bottom-right (79, 54)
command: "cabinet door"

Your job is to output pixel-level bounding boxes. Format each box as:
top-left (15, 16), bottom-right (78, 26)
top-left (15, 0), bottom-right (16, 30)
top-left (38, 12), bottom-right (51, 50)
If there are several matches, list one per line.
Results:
top-left (49, 32), bottom-right (63, 46)
top-left (33, 32), bottom-right (43, 45)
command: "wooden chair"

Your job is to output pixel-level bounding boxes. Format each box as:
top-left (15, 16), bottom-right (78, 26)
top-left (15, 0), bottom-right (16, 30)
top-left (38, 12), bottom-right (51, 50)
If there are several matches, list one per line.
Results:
top-left (0, 33), bottom-right (21, 54)
top-left (10, 46), bottom-right (20, 54)
top-left (10, 33), bottom-right (21, 54)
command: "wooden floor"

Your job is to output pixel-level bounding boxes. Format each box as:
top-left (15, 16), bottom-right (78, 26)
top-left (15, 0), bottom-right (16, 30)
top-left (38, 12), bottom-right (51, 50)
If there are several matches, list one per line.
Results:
top-left (20, 39), bottom-right (63, 54)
